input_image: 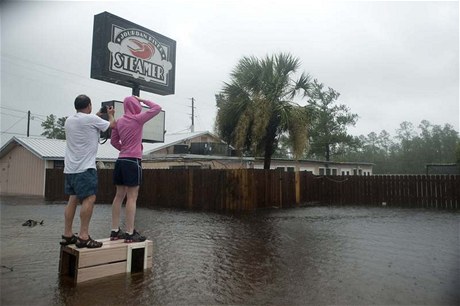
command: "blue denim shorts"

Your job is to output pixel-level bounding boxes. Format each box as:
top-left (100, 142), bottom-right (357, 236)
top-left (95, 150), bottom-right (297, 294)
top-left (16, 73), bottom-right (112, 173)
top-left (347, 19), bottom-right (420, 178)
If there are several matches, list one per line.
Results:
top-left (64, 168), bottom-right (98, 200)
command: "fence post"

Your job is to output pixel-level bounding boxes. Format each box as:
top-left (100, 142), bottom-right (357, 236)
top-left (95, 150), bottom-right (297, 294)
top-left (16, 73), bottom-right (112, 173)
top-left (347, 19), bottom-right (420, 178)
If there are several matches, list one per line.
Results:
top-left (45, 168), bottom-right (459, 211)
top-left (187, 169), bottom-right (193, 209)
top-left (295, 171), bottom-right (300, 206)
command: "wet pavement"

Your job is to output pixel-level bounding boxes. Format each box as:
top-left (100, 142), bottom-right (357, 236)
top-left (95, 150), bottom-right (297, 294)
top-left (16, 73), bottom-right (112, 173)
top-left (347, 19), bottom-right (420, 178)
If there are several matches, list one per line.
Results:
top-left (1, 196), bottom-right (459, 305)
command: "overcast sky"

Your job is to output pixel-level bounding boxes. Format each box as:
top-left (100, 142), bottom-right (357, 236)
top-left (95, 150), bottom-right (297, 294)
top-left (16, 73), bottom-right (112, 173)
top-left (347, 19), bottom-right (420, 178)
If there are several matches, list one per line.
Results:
top-left (1, 0), bottom-right (458, 146)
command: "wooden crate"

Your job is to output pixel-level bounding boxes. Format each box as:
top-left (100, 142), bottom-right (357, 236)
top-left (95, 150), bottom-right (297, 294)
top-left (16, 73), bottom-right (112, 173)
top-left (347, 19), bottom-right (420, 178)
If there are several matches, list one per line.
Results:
top-left (59, 238), bottom-right (153, 283)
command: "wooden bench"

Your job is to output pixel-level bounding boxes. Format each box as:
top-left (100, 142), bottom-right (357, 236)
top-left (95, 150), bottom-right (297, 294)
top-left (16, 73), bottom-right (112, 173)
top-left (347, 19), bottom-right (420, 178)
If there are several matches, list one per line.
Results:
top-left (59, 238), bottom-right (153, 283)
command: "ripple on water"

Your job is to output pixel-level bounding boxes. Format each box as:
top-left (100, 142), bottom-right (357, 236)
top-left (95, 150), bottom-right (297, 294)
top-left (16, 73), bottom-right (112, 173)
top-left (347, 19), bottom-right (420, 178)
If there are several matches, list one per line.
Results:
top-left (1, 198), bottom-right (459, 305)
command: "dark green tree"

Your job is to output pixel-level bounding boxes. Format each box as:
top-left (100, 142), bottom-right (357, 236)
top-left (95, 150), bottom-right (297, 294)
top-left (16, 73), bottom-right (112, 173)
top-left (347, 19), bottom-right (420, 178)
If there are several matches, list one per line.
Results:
top-left (456, 141), bottom-right (460, 163)
top-left (215, 53), bottom-right (312, 169)
top-left (390, 120), bottom-right (459, 173)
top-left (377, 130), bottom-right (393, 155)
top-left (305, 80), bottom-right (358, 161)
top-left (333, 131), bottom-right (392, 173)
top-left (417, 120), bottom-right (458, 164)
top-left (341, 121), bottom-right (459, 174)
top-left (41, 114), bottom-right (67, 139)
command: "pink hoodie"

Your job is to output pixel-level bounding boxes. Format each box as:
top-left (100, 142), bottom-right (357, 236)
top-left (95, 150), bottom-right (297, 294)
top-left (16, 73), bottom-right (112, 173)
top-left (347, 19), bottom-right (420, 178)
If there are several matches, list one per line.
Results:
top-left (110, 96), bottom-right (162, 159)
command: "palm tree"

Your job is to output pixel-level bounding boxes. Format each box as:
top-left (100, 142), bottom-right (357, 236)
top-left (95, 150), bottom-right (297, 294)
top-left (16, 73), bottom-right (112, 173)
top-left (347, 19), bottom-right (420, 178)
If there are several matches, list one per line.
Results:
top-left (215, 53), bottom-right (312, 169)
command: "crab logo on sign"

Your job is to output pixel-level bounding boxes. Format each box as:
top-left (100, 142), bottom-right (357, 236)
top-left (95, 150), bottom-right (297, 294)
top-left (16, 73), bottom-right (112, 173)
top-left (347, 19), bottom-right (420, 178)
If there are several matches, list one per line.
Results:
top-left (108, 29), bottom-right (173, 85)
top-left (128, 39), bottom-right (155, 60)
top-left (91, 12), bottom-right (176, 95)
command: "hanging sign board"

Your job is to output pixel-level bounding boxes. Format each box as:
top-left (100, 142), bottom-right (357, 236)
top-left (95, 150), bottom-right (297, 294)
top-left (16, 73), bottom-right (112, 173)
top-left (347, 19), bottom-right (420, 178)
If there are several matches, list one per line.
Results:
top-left (91, 11), bottom-right (176, 95)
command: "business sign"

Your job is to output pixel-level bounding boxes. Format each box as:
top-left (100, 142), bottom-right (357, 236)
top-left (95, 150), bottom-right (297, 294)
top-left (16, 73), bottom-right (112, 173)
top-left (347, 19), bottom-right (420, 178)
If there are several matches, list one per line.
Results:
top-left (91, 12), bottom-right (176, 95)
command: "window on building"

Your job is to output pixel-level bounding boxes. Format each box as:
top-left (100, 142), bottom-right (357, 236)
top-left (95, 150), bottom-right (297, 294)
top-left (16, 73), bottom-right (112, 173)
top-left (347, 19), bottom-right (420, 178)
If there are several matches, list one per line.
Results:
top-left (319, 168), bottom-right (325, 175)
top-left (53, 160), bottom-right (64, 169)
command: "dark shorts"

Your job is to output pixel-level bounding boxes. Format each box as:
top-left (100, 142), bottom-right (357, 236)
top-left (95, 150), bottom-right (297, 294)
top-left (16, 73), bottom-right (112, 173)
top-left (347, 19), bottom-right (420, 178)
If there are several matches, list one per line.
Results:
top-left (64, 168), bottom-right (98, 200)
top-left (113, 158), bottom-right (142, 186)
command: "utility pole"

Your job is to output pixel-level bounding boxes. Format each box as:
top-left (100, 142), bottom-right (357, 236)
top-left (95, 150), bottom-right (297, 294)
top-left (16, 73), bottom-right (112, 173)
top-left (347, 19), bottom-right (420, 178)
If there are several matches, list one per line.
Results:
top-left (189, 97), bottom-right (195, 132)
top-left (27, 111), bottom-right (30, 137)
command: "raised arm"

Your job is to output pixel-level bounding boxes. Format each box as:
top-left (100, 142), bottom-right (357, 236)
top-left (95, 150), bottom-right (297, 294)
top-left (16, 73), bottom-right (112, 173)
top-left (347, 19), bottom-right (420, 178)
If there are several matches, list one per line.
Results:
top-left (135, 96), bottom-right (162, 123)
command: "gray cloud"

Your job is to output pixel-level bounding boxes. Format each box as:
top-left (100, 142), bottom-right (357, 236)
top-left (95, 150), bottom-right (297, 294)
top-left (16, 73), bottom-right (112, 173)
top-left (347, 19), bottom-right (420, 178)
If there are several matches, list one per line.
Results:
top-left (1, 0), bottom-right (458, 145)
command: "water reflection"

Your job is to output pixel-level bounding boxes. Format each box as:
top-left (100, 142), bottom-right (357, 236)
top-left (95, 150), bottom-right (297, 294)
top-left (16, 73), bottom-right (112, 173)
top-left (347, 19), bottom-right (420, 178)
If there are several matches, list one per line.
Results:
top-left (53, 272), bottom-right (151, 306)
top-left (1, 196), bottom-right (459, 305)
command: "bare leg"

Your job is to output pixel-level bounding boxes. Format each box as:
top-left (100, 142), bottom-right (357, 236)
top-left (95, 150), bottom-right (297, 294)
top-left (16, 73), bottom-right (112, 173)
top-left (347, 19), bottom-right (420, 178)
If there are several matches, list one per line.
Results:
top-left (112, 185), bottom-right (128, 229)
top-left (125, 186), bottom-right (140, 233)
top-left (63, 195), bottom-right (79, 237)
top-left (79, 195), bottom-right (96, 240)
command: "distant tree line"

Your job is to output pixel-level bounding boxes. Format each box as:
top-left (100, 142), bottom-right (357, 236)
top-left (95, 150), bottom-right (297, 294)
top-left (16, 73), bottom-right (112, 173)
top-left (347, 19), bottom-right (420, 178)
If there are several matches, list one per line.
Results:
top-left (333, 120), bottom-right (459, 174)
top-left (274, 118), bottom-right (459, 174)
top-left (216, 52), bottom-right (459, 174)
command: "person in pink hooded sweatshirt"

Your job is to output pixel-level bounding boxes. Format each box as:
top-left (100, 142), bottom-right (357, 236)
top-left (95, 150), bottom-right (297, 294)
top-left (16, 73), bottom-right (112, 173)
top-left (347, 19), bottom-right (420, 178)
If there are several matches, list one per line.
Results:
top-left (110, 95), bottom-right (162, 242)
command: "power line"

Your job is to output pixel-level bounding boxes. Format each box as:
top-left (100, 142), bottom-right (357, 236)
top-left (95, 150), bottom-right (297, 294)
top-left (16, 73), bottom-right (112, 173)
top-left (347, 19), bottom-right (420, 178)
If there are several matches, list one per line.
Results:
top-left (1, 109), bottom-right (45, 137)
top-left (0, 111), bottom-right (24, 119)
top-left (2, 53), bottom-right (88, 80)
top-left (1, 131), bottom-right (42, 137)
top-left (2, 53), bottom-right (143, 100)
top-left (32, 117), bottom-right (46, 123)
top-left (0, 106), bottom-right (49, 119)
top-left (0, 106), bottom-right (26, 113)
top-left (1, 115), bottom-right (26, 135)
top-left (171, 127), bottom-right (193, 134)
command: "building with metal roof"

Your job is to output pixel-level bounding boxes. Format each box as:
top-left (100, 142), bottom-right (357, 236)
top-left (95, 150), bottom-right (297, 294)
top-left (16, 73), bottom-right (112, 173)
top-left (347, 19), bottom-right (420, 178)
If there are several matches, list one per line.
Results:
top-left (0, 132), bottom-right (237, 196)
top-left (0, 132), bottom-right (373, 197)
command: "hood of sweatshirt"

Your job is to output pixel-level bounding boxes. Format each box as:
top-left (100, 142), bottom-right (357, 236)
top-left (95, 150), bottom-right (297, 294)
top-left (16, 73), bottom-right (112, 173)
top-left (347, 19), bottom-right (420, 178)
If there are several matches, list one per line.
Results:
top-left (123, 96), bottom-right (142, 116)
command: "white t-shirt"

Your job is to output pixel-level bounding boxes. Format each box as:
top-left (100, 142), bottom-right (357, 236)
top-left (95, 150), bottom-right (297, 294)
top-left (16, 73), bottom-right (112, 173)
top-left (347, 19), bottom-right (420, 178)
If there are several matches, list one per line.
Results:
top-left (64, 112), bottom-right (110, 174)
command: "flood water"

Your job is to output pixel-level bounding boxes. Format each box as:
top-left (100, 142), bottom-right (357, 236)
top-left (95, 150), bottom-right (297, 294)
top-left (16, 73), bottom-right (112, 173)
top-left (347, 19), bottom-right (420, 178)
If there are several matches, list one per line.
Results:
top-left (1, 196), bottom-right (459, 305)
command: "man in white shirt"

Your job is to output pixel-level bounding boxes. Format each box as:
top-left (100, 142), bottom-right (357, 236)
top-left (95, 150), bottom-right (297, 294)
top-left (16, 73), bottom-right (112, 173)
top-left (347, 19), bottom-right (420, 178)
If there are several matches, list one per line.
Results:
top-left (60, 94), bottom-right (115, 248)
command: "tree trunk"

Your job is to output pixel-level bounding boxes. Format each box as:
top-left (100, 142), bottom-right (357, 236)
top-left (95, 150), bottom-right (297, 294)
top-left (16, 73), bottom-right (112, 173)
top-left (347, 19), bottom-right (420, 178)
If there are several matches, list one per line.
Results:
top-left (263, 148), bottom-right (272, 169)
top-left (325, 144), bottom-right (330, 161)
top-left (263, 124), bottom-right (278, 169)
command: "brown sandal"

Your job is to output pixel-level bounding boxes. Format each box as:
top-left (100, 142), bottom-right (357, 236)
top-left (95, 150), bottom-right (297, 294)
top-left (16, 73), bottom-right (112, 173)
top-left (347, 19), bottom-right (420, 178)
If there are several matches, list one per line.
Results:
top-left (76, 236), bottom-right (103, 248)
top-left (60, 234), bottom-right (78, 246)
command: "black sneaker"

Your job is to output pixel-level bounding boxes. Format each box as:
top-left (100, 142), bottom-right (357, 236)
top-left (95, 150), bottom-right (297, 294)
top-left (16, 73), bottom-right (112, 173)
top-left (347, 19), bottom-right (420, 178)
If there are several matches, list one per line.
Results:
top-left (124, 230), bottom-right (146, 243)
top-left (110, 228), bottom-right (127, 241)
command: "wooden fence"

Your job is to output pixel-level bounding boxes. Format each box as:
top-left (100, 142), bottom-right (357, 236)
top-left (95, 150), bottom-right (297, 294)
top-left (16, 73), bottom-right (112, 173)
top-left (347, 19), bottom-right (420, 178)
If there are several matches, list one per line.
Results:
top-left (45, 169), bottom-right (460, 211)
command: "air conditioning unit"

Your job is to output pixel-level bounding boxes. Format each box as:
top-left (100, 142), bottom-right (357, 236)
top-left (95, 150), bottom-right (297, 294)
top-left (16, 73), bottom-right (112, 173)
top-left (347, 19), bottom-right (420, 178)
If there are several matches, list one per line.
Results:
top-left (190, 143), bottom-right (211, 155)
top-left (209, 143), bottom-right (228, 156)
top-left (173, 145), bottom-right (189, 154)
